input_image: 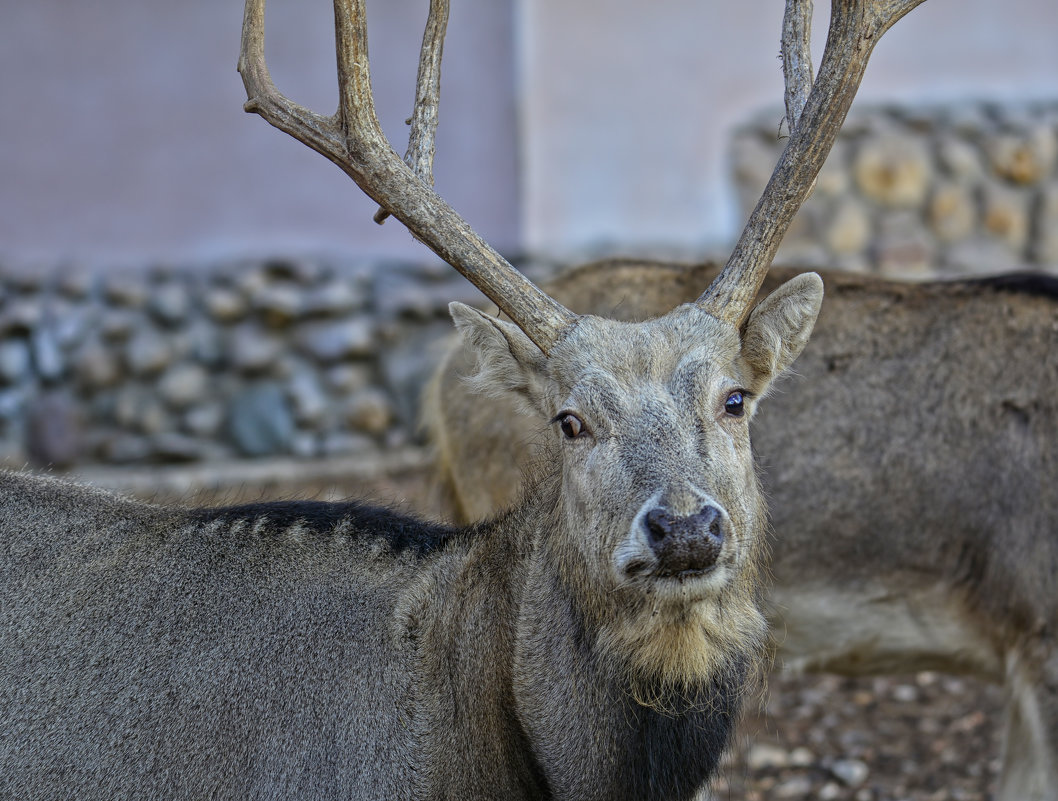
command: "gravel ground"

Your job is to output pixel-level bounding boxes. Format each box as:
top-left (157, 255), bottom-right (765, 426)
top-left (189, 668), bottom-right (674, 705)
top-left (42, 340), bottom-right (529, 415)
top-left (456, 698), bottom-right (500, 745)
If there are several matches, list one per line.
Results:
top-left (715, 670), bottom-right (1004, 801)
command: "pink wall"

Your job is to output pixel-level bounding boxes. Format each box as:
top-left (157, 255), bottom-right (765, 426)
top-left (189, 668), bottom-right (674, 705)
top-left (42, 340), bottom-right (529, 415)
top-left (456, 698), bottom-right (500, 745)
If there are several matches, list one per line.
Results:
top-left (0, 0), bottom-right (519, 271)
top-left (2, 1), bottom-right (1056, 271)
top-left (519, 0), bottom-right (1058, 259)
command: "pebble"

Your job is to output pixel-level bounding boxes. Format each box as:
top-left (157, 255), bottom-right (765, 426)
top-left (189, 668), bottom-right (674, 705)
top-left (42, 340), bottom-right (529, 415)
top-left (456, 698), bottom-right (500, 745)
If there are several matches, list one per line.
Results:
top-left (892, 684), bottom-right (919, 703)
top-left (287, 370), bottom-right (330, 425)
top-left (150, 281), bottom-right (191, 325)
top-left (150, 432), bottom-right (208, 462)
top-left (737, 102), bottom-right (1056, 276)
top-left (831, 758), bottom-right (870, 787)
top-left (819, 782), bottom-right (843, 800)
top-left (774, 776), bottom-right (813, 798)
top-left (103, 274), bottom-right (149, 308)
top-left (55, 268), bottom-right (95, 299)
top-left (205, 285), bottom-right (249, 323)
top-left (789, 747), bottom-right (815, 767)
top-left (185, 321), bottom-right (225, 367)
top-left (227, 324), bottom-right (281, 373)
top-left (31, 327), bottom-right (65, 381)
top-left (937, 137), bottom-right (985, 181)
top-left (928, 182), bottom-right (976, 243)
top-left (987, 127), bottom-right (1057, 185)
top-left (51, 303), bottom-right (92, 347)
top-left (345, 388), bottom-right (393, 435)
top-left (303, 280), bottom-right (362, 317)
top-left (253, 284), bottom-right (304, 326)
top-left (75, 342), bottom-right (122, 390)
top-left (125, 330), bottom-right (172, 376)
top-left (1033, 183), bottom-right (1058, 265)
top-left (100, 309), bottom-right (138, 342)
top-left (981, 181), bottom-right (1030, 250)
top-left (227, 383), bottom-right (295, 457)
top-left (823, 199), bottom-right (871, 255)
top-left (290, 431), bottom-right (320, 458)
top-left (326, 364), bottom-right (373, 394)
top-left (26, 392), bottom-right (80, 467)
top-left (158, 364), bottom-right (210, 409)
top-left (182, 402), bottom-right (225, 438)
top-left (853, 134), bottom-right (931, 208)
top-left (0, 299), bottom-right (42, 336)
top-left (98, 433), bottom-right (153, 463)
top-left (297, 319), bottom-right (376, 362)
top-left (746, 743), bottom-right (790, 770)
top-left (0, 340), bottom-right (31, 384)
top-left (320, 431), bottom-right (376, 457)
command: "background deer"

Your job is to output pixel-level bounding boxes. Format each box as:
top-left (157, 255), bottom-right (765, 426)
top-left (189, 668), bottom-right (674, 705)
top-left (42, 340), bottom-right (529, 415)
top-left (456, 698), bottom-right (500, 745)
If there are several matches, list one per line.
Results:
top-left (0, 0), bottom-right (927, 798)
top-left (425, 258), bottom-right (1058, 801)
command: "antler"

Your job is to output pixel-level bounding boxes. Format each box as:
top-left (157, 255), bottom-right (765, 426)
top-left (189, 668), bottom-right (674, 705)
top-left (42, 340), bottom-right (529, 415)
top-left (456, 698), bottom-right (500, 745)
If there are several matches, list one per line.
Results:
top-left (373, 0), bottom-right (448, 225)
top-left (697, 0), bottom-right (928, 326)
top-left (238, 0), bottom-right (578, 354)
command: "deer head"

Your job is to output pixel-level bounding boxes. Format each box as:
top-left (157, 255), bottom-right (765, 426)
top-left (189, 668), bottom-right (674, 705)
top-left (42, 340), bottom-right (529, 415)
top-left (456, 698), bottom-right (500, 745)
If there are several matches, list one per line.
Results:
top-left (238, 0), bottom-right (926, 687)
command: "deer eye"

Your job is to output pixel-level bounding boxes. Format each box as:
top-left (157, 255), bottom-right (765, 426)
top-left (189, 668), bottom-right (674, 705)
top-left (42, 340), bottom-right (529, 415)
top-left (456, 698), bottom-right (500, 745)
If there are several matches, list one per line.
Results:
top-left (556, 413), bottom-right (587, 439)
top-left (724, 391), bottom-right (746, 418)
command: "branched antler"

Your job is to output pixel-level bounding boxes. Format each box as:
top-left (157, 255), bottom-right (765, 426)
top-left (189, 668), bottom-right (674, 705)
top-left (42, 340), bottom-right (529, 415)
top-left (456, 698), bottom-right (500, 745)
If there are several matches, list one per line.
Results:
top-left (240, 0), bottom-right (926, 344)
top-left (238, 0), bottom-right (576, 354)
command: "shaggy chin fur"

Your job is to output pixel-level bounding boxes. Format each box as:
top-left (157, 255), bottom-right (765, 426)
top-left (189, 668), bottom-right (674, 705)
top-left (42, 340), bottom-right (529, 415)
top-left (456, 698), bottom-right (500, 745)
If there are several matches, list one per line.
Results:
top-left (597, 564), bottom-right (769, 710)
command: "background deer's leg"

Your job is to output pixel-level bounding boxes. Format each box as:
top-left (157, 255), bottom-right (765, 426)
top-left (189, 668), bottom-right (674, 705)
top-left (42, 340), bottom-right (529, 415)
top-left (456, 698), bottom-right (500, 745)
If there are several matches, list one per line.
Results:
top-left (997, 642), bottom-right (1058, 801)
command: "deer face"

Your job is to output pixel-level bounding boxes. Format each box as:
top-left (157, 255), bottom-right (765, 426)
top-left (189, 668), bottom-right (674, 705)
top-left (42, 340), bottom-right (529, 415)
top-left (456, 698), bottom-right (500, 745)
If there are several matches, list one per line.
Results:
top-left (452, 272), bottom-right (823, 683)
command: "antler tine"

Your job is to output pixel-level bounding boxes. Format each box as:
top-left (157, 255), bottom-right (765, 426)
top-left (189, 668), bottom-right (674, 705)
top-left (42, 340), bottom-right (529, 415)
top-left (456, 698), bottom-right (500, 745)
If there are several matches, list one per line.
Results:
top-left (782, 0), bottom-right (814, 136)
top-left (697, 0), bottom-right (927, 326)
top-left (237, 0), bottom-right (347, 170)
top-left (374, 0), bottom-right (449, 224)
top-left (238, 0), bottom-right (578, 354)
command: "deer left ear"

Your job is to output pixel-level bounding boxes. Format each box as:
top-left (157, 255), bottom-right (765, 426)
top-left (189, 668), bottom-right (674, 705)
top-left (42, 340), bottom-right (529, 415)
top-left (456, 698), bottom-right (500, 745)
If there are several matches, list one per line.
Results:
top-left (448, 302), bottom-right (552, 414)
top-left (740, 272), bottom-right (824, 391)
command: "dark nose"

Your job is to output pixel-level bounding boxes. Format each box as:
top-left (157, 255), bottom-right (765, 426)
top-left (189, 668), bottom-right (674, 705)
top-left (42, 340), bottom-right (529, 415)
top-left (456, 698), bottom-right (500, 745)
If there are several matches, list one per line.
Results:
top-left (645, 504), bottom-right (724, 577)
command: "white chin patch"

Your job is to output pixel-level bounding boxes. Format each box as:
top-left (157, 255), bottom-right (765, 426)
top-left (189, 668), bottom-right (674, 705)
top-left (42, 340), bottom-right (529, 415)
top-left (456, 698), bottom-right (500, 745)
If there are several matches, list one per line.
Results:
top-left (652, 565), bottom-right (733, 602)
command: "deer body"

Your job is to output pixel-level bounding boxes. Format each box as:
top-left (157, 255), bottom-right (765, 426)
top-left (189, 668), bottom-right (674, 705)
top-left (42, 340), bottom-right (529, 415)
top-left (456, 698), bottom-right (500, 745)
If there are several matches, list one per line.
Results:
top-left (0, 284), bottom-right (824, 799)
top-left (0, 475), bottom-right (433, 798)
top-left (0, 0), bottom-right (928, 793)
top-left (0, 476), bottom-right (736, 800)
top-left (426, 260), bottom-right (1058, 800)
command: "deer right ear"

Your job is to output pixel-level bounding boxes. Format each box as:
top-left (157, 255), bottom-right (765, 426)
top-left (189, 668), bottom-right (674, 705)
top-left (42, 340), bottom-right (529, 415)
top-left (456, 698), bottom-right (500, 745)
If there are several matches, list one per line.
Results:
top-left (449, 302), bottom-right (551, 413)
top-left (739, 272), bottom-right (824, 393)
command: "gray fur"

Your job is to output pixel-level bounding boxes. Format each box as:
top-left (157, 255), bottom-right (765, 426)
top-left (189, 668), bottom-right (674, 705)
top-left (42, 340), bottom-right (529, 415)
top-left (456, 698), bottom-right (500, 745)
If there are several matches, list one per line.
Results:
top-left (0, 275), bottom-right (823, 800)
top-left (425, 260), bottom-right (1058, 800)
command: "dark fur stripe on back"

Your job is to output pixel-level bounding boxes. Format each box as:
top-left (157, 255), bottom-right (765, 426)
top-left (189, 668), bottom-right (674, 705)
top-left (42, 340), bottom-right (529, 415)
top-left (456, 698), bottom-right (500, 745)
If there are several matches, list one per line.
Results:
top-left (967, 271), bottom-right (1058, 299)
top-left (188, 500), bottom-right (454, 557)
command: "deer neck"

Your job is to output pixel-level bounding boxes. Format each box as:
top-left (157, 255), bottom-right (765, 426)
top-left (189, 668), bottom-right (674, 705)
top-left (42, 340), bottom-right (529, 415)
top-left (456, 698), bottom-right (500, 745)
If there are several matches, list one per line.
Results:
top-left (506, 526), bottom-right (751, 801)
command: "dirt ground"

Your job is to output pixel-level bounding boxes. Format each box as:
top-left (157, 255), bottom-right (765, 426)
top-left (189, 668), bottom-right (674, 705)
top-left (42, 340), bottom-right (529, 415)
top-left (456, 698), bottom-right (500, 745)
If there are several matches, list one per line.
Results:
top-left (78, 457), bottom-right (1007, 801)
top-left (715, 670), bottom-right (1003, 801)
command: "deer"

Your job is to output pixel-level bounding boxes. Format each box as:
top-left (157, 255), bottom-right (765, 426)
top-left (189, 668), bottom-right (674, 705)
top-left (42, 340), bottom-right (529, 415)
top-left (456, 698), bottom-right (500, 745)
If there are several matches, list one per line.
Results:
top-left (0, 0), bottom-right (927, 798)
top-left (426, 259), bottom-right (1058, 801)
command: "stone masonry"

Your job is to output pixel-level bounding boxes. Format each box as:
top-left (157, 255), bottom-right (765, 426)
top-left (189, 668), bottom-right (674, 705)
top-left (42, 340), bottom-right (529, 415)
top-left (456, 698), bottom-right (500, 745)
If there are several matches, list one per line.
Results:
top-left (0, 257), bottom-right (493, 470)
top-left (2, 100), bottom-right (1055, 470)
top-left (733, 101), bottom-right (1058, 277)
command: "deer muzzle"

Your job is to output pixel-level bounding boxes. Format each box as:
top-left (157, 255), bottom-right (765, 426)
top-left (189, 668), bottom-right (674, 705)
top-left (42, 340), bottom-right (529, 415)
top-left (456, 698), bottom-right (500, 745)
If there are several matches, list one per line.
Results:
top-left (644, 504), bottom-right (725, 579)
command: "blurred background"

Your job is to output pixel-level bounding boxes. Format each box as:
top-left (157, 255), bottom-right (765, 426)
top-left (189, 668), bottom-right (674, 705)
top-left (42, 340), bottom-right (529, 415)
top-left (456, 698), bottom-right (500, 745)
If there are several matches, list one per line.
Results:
top-left (1, 2), bottom-right (1055, 797)
top-left (1, 0), bottom-right (1056, 483)
top-left (3, 0), bottom-right (1058, 270)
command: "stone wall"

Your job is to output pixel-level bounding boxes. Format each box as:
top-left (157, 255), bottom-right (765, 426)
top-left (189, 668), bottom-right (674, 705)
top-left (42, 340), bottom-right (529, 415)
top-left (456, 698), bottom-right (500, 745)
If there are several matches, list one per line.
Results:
top-left (5, 99), bottom-right (1056, 472)
top-left (733, 101), bottom-right (1058, 277)
top-left (0, 257), bottom-right (496, 470)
